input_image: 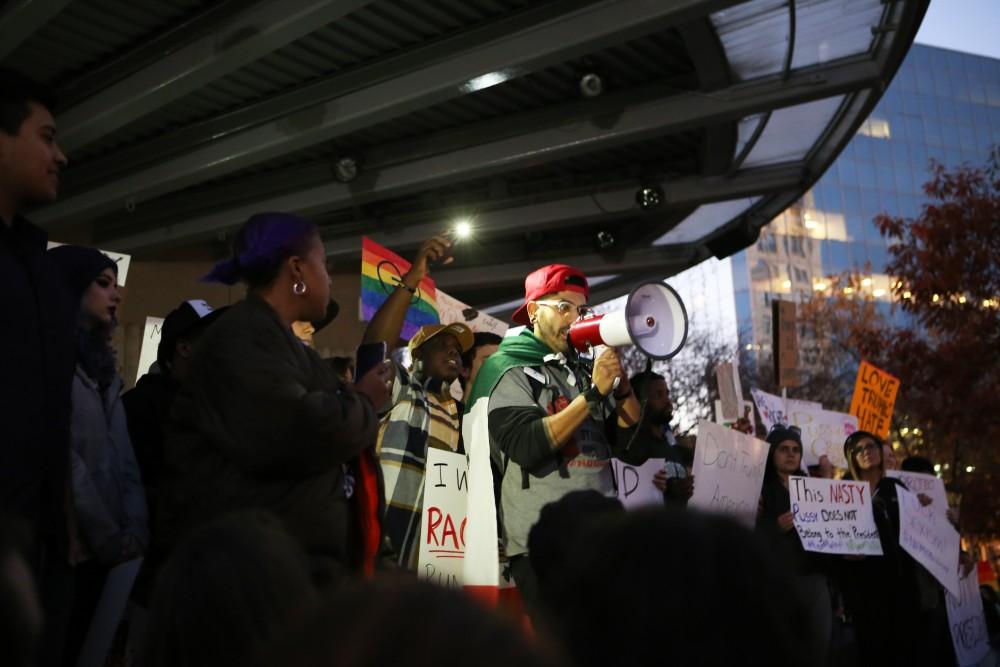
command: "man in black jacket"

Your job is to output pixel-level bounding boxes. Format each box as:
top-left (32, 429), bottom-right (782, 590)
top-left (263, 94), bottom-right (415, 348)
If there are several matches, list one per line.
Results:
top-left (0, 70), bottom-right (75, 666)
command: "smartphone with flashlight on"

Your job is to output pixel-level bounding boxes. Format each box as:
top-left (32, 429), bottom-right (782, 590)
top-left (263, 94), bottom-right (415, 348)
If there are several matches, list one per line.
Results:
top-left (355, 341), bottom-right (388, 381)
top-left (428, 220), bottom-right (472, 269)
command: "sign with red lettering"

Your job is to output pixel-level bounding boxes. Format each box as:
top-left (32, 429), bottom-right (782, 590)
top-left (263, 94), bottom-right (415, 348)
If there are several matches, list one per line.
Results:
top-left (789, 476), bottom-right (883, 556)
top-left (418, 449), bottom-right (469, 589)
top-left (689, 420), bottom-right (769, 526)
top-left (849, 360), bottom-right (900, 440)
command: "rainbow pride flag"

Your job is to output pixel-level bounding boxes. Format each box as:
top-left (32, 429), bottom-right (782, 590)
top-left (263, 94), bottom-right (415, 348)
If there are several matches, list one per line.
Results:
top-left (360, 237), bottom-right (439, 341)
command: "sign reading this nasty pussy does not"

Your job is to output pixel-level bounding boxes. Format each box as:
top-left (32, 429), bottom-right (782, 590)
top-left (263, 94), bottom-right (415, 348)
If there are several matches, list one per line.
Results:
top-left (790, 476), bottom-right (883, 556)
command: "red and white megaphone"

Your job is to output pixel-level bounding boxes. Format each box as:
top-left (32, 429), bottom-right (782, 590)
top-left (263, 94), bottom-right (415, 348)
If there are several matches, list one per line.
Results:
top-left (568, 281), bottom-right (689, 360)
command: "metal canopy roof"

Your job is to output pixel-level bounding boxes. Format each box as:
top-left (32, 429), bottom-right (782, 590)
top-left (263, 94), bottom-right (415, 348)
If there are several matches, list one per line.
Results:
top-left (5, 0), bottom-right (927, 311)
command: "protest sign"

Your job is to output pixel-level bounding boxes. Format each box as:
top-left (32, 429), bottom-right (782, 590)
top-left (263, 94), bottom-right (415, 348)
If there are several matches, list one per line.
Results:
top-left (77, 558), bottom-right (142, 667)
top-left (611, 459), bottom-right (665, 509)
top-left (946, 571), bottom-right (991, 667)
top-left (787, 407), bottom-right (857, 469)
top-left (134, 316), bottom-right (164, 384)
top-left (772, 300), bottom-right (799, 387)
top-left (689, 420), bottom-right (768, 526)
top-left (898, 487), bottom-right (961, 598)
top-left (462, 431), bottom-right (500, 602)
top-left (750, 388), bottom-right (820, 432)
top-left (849, 360), bottom-right (900, 440)
top-left (887, 470), bottom-right (949, 512)
top-left (418, 449), bottom-right (469, 589)
top-left (789, 476), bottom-right (882, 556)
top-left (436, 289), bottom-right (508, 337)
top-left (715, 359), bottom-right (743, 422)
top-left (713, 399), bottom-right (754, 427)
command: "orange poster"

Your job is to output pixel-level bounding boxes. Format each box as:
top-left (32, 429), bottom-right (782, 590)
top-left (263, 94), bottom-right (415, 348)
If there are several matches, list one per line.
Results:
top-left (849, 360), bottom-right (900, 440)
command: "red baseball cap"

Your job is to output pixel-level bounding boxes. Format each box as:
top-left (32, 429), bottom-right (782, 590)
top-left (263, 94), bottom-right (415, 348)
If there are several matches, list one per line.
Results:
top-left (511, 264), bottom-right (590, 325)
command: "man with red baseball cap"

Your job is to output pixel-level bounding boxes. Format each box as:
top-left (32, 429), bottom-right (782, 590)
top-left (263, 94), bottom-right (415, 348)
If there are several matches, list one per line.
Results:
top-left (464, 264), bottom-right (647, 621)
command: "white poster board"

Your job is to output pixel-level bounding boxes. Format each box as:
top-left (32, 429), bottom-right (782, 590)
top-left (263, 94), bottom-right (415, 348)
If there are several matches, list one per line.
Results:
top-left (751, 388), bottom-right (822, 433)
top-left (418, 448), bottom-right (469, 588)
top-left (887, 470), bottom-right (949, 511)
top-left (612, 458), bottom-right (664, 509)
top-left (898, 486), bottom-right (961, 598)
top-left (436, 289), bottom-right (508, 336)
top-left (689, 420), bottom-right (768, 526)
top-left (789, 476), bottom-right (883, 556)
top-left (134, 316), bottom-right (164, 384)
top-left (787, 407), bottom-right (858, 469)
top-left (76, 558), bottom-right (142, 667)
top-left (715, 359), bottom-right (743, 422)
top-left (48, 242), bottom-right (132, 286)
top-left (946, 572), bottom-right (991, 667)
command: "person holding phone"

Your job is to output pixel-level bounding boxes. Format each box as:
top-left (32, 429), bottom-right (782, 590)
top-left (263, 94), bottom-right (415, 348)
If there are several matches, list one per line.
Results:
top-left (157, 212), bottom-right (392, 582)
top-left (362, 234), bottom-right (474, 571)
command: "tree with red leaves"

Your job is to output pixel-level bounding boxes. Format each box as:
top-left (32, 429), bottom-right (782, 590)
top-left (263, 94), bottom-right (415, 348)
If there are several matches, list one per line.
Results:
top-left (870, 149), bottom-right (1000, 535)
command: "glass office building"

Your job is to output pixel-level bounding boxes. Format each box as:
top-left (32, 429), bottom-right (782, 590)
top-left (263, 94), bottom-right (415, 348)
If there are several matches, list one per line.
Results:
top-left (731, 43), bottom-right (1000, 359)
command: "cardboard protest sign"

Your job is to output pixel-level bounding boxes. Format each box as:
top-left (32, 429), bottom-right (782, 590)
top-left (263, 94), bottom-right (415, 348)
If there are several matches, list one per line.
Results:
top-left (789, 476), bottom-right (883, 556)
top-left (437, 289), bottom-right (508, 337)
top-left (418, 449), bottom-right (469, 588)
top-left (772, 300), bottom-right (799, 387)
top-left (787, 407), bottom-right (857, 469)
top-left (612, 459), bottom-right (664, 509)
top-left (134, 317), bottom-right (164, 384)
top-left (715, 359), bottom-right (743, 422)
top-left (713, 399), bottom-right (754, 427)
top-left (849, 360), bottom-right (900, 440)
top-left (887, 470), bottom-right (949, 512)
top-left (689, 420), bottom-right (768, 526)
top-left (946, 571), bottom-right (991, 667)
top-left (897, 487), bottom-right (961, 598)
top-left (47, 242), bottom-right (132, 286)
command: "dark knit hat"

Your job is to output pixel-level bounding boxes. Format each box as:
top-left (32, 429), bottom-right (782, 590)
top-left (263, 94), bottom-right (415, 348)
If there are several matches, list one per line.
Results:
top-left (765, 424), bottom-right (803, 449)
top-left (48, 245), bottom-right (118, 304)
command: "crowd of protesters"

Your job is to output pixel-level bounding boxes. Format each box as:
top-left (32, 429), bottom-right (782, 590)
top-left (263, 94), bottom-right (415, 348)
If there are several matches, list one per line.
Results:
top-left (3, 70), bottom-right (999, 667)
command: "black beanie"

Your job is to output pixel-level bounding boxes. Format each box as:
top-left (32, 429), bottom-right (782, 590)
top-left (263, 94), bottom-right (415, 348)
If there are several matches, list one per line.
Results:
top-left (48, 245), bottom-right (118, 304)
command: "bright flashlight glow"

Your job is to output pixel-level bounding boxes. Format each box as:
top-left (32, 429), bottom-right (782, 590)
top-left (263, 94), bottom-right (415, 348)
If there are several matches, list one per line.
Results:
top-left (454, 220), bottom-right (472, 239)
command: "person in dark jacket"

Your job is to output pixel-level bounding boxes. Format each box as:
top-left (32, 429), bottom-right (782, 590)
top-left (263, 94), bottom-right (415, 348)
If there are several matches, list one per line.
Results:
top-left (840, 430), bottom-right (926, 667)
top-left (49, 245), bottom-right (150, 663)
top-left (123, 300), bottom-right (225, 521)
top-left (157, 212), bottom-right (391, 583)
top-left (757, 425), bottom-right (833, 666)
top-left (0, 70), bottom-right (75, 667)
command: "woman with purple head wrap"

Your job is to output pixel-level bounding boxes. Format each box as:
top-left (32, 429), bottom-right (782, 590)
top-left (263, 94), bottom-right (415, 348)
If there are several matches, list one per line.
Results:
top-left (156, 212), bottom-right (391, 583)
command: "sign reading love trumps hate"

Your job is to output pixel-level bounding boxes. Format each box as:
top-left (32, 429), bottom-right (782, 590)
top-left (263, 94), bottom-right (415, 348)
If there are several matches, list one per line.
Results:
top-left (418, 449), bottom-right (469, 589)
top-left (849, 360), bottom-right (900, 440)
top-left (790, 476), bottom-right (883, 556)
top-left (689, 420), bottom-right (768, 526)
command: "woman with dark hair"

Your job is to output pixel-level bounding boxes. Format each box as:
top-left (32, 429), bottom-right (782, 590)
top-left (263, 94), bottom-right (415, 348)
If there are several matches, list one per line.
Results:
top-left (158, 212), bottom-right (391, 582)
top-left (840, 430), bottom-right (926, 666)
top-left (757, 425), bottom-right (833, 666)
top-left (48, 245), bottom-right (149, 661)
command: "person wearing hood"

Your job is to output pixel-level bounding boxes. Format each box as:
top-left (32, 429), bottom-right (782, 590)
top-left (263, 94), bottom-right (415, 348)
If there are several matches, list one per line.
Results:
top-left (757, 424), bottom-right (833, 666)
top-left (157, 212), bottom-right (391, 582)
top-left (48, 244), bottom-right (149, 662)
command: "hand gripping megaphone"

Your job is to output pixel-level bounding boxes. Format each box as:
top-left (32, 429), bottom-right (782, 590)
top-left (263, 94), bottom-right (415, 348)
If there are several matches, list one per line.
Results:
top-left (568, 281), bottom-right (689, 360)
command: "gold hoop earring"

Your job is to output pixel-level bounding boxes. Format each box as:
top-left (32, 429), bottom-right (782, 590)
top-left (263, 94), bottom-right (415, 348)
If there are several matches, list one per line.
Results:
top-left (293, 281), bottom-right (307, 296)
